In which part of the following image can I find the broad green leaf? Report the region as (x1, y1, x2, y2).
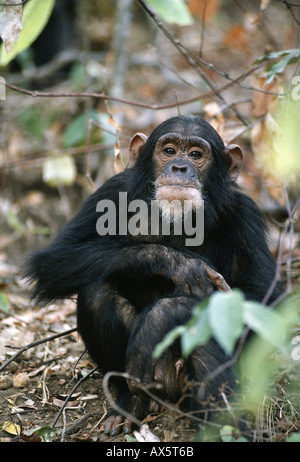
(208, 290, 245, 356)
(145, 0, 193, 25)
(62, 110, 99, 148)
(181, 303, 212, 357)
(43, 155, 77, 187)
(0, 293, 10, 313)
(0, 0, 55, 66)
(243, 302, 287, 349)
(271, 100, 300, 186)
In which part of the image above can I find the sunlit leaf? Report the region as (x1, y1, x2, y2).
(181, 302, 212, 357)
(220, 425, 248, 442)
(243, 301, 286, 349)
(260, 99, 300, 187)
(208, 290, 245, 356)
(0, 0, 55, 66)
(43, 155, 77, 187)
(145, 0, 193, 25)
(2, 421, 21, 436)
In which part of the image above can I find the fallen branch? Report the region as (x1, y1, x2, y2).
(51, 366, 98, 429)
(0, 327, 77, 372)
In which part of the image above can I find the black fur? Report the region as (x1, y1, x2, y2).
(24, 116, 281, 432)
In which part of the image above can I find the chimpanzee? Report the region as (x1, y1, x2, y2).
(25, 115, 281, 435)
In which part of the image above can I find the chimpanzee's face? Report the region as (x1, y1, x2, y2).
(128, 116, 243, 221)
(153, 132, 212, 208)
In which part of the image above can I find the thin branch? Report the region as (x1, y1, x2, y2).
(51, 366, 98, 429)
(277, 0, 300, 6)
(0, 327, 77, 372)
(102, 371, 143, 428)
(3, 62, 275, 111)
(137, 0, 249, 125)
(0, 142, 114, 171)
(137, 0, 284, 100)
(278, 0, 300, 26)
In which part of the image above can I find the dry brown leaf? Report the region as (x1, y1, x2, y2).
(0, 1, 23, 54)
(107, 115, 121, 132)
(114, 141, 125, 174)
(251, 76, 282, 118)
(187, 0, 220, 23)
(223, 24, 248, 52)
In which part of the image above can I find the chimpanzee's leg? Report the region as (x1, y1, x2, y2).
(126, 295, 234, 415)
(77, 280, 140, 434)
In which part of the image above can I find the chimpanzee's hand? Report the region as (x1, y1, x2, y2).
(168, 256, 230, 298)
(171, 257, 213, 297)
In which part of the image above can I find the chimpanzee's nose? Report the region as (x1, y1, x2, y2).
(165, 159, 195, 178)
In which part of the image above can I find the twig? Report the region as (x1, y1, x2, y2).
(137, 0, 284, 105)
(4, 63, 273, 111)
(137, 0, 249, 125)
(0, 143, 114, 171)
(102, 371, 222, 428)
(0, 327, 77, 372)
(63, 412, 92, 436)
(51, 366, 98, 428)
(102, 371, 142, 428)
(279, 0, 300, 26)
(199, 0, 208, 58)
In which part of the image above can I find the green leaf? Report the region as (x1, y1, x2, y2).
(254, 49, 300, 84)
(62, 110, 99, 148)
(287, 433, 300, 443)
(208, 290, 245, 356)
(243, 302, 286, 349)
(28, 425, 56, 442)
(42, 155, 77, 187)
(7, 209, 23, 233)
(153, 325, 185, 359)
(181, 302, 212, 357)
(145, 0, 193, 25)
(0, 0, 55, 66)
(0, 293, 10, 313)
(220, 425, 248, 443)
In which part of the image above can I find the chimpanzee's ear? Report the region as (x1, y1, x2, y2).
(225, 144, 243, 181)
(128, 133, 148, 167)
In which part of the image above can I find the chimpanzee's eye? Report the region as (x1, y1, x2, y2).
(164, 147, 176, 156)
(189, 150, 203, 159)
